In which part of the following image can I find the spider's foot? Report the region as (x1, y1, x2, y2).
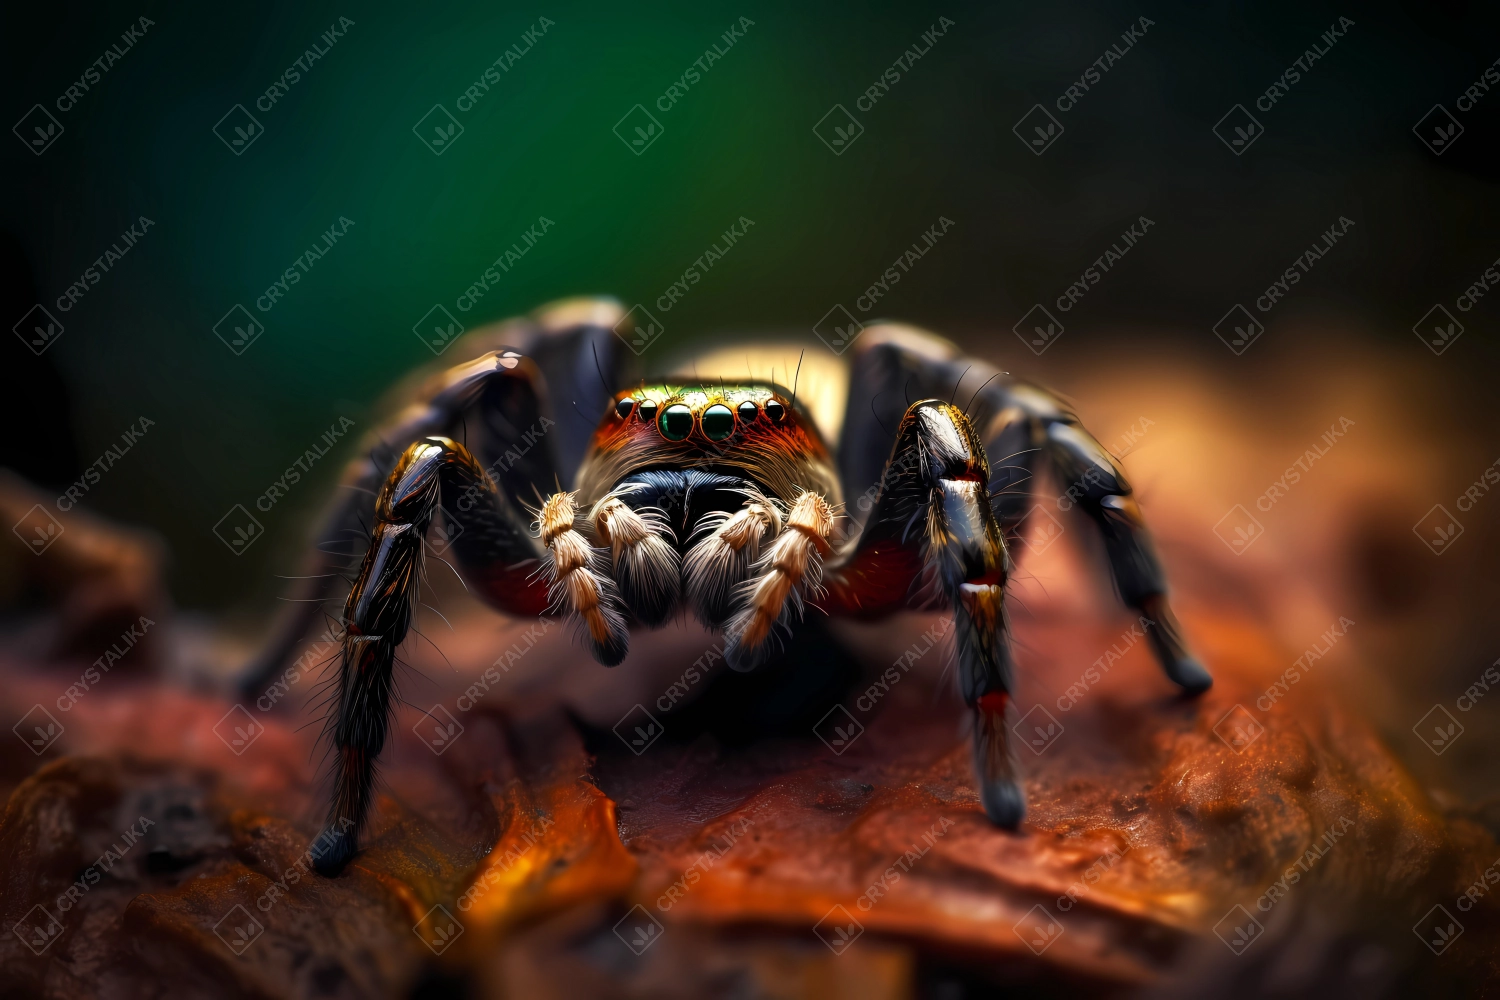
(1165, 656, 1214, 696)
(310, 825, 358, 877)
(980, 776, 1026, 829)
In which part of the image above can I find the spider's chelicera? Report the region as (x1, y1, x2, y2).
(240, 299, 1212, 876)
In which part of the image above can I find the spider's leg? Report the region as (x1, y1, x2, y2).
(590, 488, 681, 627)
(315, 435, 548, 875)
(683, 486, 783, 629)
(825, 399, 1022, 828)
(538, 490, 630, 664)
(722, 490, 836, 672)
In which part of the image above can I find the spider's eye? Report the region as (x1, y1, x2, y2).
(615, 398, 635, 419)
(737, 401, 759, 424)
(702, 404, 734, 441)
(764, 399, 786, 423)
(636, 399, 658, 422)
(659, 404, 694, 441)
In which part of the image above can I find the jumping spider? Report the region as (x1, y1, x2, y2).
(240, 298, 1211, 875)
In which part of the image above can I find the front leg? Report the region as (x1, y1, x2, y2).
(825, 400, 1024, 829)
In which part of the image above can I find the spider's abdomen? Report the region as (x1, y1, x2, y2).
(574, 384, 842, 509)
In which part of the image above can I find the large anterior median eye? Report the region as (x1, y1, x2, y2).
(659, 403, 694, 441)
(701, 404, 734, 440)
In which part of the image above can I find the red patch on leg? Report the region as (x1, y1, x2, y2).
(976, 691, 1008, 716)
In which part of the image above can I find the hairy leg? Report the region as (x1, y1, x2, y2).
(682, 486, 783, 629)
(538, 492, 630, 666)
(722, 491, 835, 672)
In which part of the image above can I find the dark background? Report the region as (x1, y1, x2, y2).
(4, 0, 1498, 611)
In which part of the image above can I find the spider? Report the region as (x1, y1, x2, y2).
(239, 298, 1212, 875)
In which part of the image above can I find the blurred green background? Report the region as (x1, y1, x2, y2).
(4, 0, 1499, 608)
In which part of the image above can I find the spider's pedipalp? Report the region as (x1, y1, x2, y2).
(590, 487, 681, 627)
(682, 487, 783, 629)
(723, 490, 834, 672)
(539, 491, 629, 665)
